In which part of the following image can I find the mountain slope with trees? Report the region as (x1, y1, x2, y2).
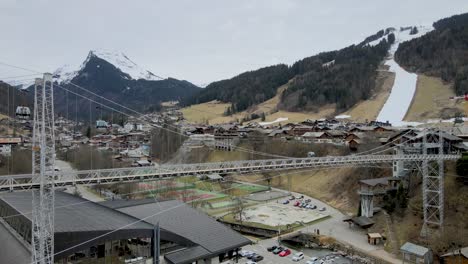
(395, 12, 468, 95)
(186, 31, 394, 114)
(184, 64, 292, 113)
(282, 38, 392, 111)
(51, 52, 201, 120)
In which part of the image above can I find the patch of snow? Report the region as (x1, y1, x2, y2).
(259, 117, 288, 126)
(322, 60, 335, 68)
(335, 114, 351, 119)
(376, 25, 433, 127)
(367, 34, 389, 47)
(91, 49, 161, 81)
(53, 49, 163, 84)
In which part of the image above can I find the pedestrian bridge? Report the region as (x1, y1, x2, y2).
(0, 154, 459, 192)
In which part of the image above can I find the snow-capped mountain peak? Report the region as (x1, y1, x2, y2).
(53, 49, 163, 83)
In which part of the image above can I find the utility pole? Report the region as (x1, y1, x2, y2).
(31, 73, 56, 264)
(153, 223, 160, 264)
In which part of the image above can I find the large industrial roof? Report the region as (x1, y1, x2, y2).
(0, 191, 154, 258)
(0, 191, 153, 233)
(164, 246, 211, 264)
(0, 193, 249, 264)
(104, 199, 251, 264)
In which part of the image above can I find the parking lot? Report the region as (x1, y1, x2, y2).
(238, 239, 352, 264)
(243, 203, 328, 227)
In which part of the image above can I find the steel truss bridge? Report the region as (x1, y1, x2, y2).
(0, 153, 459, 192)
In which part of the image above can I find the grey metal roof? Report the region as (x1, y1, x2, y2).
(414, 131, 462, 142)
(400, 242, 430, 257)
(351, 216, 375, 227)
(0, 191, 154, 259)
(0, 191, 153, 233)
(164, 246, 211, 264)
(359, 177, 399, 187)
(0, 221, 30, 264)
(112, 199, 250, 260)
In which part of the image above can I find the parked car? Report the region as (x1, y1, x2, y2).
(319, 207, 326, 211)
(298, 195, 304, 199)
(273, 247, 284, 254)
(289, 196, 295, 200)
(279, 249, 291, 257)
(252, 255, 264, 262)
(283, 200, 290, 205)
(240, 250, 253, 257)
(247, 253, 257, 259)
(245, 261, 256, 264)
(311, 205, 317, 209)
(305, 199, 311, 203)
(267, 245, 278, 252)
(306, 257, 319, 264)
(293, 201, 301, 207)
(292, 252, 305, 261)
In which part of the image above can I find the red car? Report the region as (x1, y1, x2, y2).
(293, 201, 300, 207)
(279, 249, 291, 257)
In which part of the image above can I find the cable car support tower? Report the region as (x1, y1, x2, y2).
(31, 73, 56, 264)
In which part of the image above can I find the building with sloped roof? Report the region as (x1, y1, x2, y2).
(101, 199, 251, 264)
(0, 192, 250, 264)
(400, 242, 432, 264)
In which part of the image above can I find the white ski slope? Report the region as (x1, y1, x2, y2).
(376, 26, 432, 126)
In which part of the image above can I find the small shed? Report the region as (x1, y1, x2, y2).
(400, 242, 432, 264)
(367, 233, 383, 245)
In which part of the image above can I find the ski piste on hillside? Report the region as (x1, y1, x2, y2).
(376, 25, 433, 126)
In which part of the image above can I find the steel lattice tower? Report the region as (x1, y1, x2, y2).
(422, 130, 444, 232)
(31, 73, 56, 264)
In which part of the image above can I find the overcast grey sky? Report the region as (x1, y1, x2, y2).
(0, 0, 467, 85)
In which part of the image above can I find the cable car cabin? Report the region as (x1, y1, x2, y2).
(96, 120, 109, 131)
(15, 106, 31, 120)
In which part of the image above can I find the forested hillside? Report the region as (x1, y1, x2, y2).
(0, 81, 31, 117)
(282, 38, 392, 111)
(184, 64, 292, 112)
(186, 31, 393, 114)
(395, 12, 468, 95)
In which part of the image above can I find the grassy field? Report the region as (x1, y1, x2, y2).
(404, 75, 463, 121)
(180, 100, 231, 124)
